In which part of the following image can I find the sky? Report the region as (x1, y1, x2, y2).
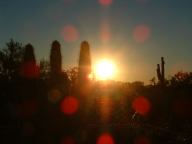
(0, 0, 192, 83)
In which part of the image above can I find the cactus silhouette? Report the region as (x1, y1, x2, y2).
(23, 44, 36, 62)
(21, 43, 39, 78)
(50, 40, 62, 76)
(78, 41, 92, 83)
(78, 41, 93, 119)
(156, 57, 165, 86)
(49, 41, 70, 98)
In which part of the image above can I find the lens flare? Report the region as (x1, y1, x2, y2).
(61, 137, 75, 144)
(100, 22, 111, 42)
(134, 136, 151, 144)
(97, 133, 115, 144)
(133, 25, 150, 43)
(48, 88, 62, 103)
(60, 96, 79, 115)
(62, 25, 79, 42)
(98, 0, 113, 6)
(20, 61, 40, 79)
(132, 96, 151, 115)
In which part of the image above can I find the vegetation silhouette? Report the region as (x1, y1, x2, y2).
(0, 39, 192, 144)
(156, 57, 165, 86)
(0, 39, 24, 80)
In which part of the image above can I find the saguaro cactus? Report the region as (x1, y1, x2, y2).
(49, 40, 70, 96)
(23, 44, 35, 62)
(50, 40, 62, 76)
(156, 57, 165, 86)
(21, 43, 39, 78)
(78, 41, 92, 83)
(78, 41, 92, 119)
(161, 57, 165, 81)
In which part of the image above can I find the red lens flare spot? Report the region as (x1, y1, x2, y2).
(61, 137, 76, 144)
(97, 133, 115, 144)
(98, 0, 113, 6)
(133, 25, 150, 43)
(48, 89, 62, 103)
(60, 96, 79, 115)
(132, 96, 151, 115)
(62, 25, 79, 42)
(20, 61, 40, 79)
(134, 136, 151, 144)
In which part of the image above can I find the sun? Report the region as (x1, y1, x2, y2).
(94, 59, 115, 80)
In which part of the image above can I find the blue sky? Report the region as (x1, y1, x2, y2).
(0, 0, 192, 83)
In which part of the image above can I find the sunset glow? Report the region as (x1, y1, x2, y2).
(0, 0, 192, 143)
(94, 59, 115, 80)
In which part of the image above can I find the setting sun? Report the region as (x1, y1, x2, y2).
(94, 59, 115, 80)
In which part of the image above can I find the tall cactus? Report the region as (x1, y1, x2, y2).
(21, 43, 39, 78)
(49, 41, 70, 97)
(78, 41, 92, 118)
(161, 57, 165, 82)
(23, 44, 36, 62)
(156, 57, 165, 86)
(50, 40, 62, 76)
(78, 41, 92, 83)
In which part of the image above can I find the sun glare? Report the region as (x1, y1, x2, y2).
(95, 59, 115, 80)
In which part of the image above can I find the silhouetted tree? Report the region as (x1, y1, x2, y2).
(66, 67, 78, 93)
(130, 81, 144, 90)
(39, 59, 50, 80)
(0, 39, 24, 80)
(170, 71, 192, 86)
